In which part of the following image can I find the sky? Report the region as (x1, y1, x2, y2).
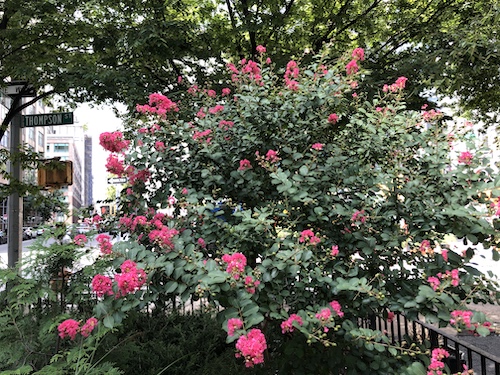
(74, 103, 125, 202)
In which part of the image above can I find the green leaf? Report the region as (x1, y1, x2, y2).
(103, 315, 115, 329)
(165, 281, 178, 294)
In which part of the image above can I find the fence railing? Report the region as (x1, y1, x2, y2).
(359, 314, 500, 375)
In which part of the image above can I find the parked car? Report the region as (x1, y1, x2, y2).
(22, 227, 35, 239)
(0, 230, 7, 244)
(35, 227, 45, 236)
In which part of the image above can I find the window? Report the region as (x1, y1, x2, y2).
(54, 143, 69, 153)
(28, 127, 35, 140)
(0, 130, 9, 147)
(38, 131, 43, 147)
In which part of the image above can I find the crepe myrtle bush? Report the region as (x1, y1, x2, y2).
(94, 46, 500, 374)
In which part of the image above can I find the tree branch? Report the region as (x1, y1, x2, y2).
(0, 89, 56, 141)
(225, 0, 244, 60)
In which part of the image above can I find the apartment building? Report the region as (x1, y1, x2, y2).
(0, 93, 48, 232)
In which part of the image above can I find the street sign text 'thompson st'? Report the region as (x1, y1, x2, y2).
(22, 112, 74, 127)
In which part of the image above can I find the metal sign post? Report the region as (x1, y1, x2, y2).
(5, 81, 36, 269)
(7, 102, 23, 268)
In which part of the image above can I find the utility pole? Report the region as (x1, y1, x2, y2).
(7, 97, 23, 268)
(3, 82, 36, 268)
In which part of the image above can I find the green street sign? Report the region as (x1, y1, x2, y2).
(22, 112, 74, 127)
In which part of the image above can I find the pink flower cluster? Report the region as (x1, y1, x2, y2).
(421, 105, 443, 122)
(382, 76, 408, 93)
(208, 104, 224, 115)
(58, 317, 98, 340)
(222, 252, 247, 279)
(284, 60, 299, 90)
(235, 328, 267, 367)
(91, 274, 113, 297)
(99, 131, 130, 153)
(73, 234, 88, 247)
(227, 318, 243, 336)
(328, 113, 339, 124)
(311, 143, 324, 151)
(148, 226, 179, 250)
(427, 347, 450, 375)
(91, 261, 147, 298)
(105, 154, 125, 176)
(299, 229, 321, 245)
(351, 210, 367, 224)
(458, 151, 473, 165)
(315, 300, 344, 332)
(219, 120, 234, 130)
(192, 128, 212, 142)
(427, 269, 460, 291)
(238, 159, 252, 171)
(115, 260, 147, 296)
(450, 310, 474, 330)
(281, 313, 303, 334)
(136, 93, 179, 118)
(265, 149, 280, 163)
(331, 245, 339, 257)
(244, 275, 261, 294)
(96, 233, 113, 255)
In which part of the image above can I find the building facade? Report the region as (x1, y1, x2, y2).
(0, 93, 47, 232)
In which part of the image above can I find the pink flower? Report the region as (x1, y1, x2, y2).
(265, 150, 280, 163)
(91, 274, 114, 297)
(80, 317, 98, 337)
(265, 57, 272, 64)
(329, 300, 344, 318)
(238, 159, 252, 171)
(208, 104, 224, 114)
(450, 310, 474, 330)
(351, 210, 366, 224)
(96, 233, 110, 243)
(281, 314, 303, 334)
(227, 318, 243, 336)
(105, 154, 125, 176)
(222, 252, 247, 279)
(441, 248, 448, 262)
(154, 141, 166, 151)
(315, 308, 331, 323)
(181, 187, 188, 195)
(331, 245, 339, 257)
(58, 319, 80, 340)
(311, 143, 324, 151)
(207, 89, 216, 98)
(256, 45, 266, 54)
(99, 131, 130, 153)
(299, 229, 321, 245)
(235, 329, 267, 367)
(244, 275, 261, 294)
(74, 234, 88, 246)
(327, 113, 339, 124)
(458, 151, 473, 165)
(427, 348, 450, 374)
(197, 238, 206, 248)
(345, 59, 359, 75)
(427, 276, 440, 291)
(222, 87, 231, 96)
(387, 311, 395, 323)
(148, 227, 179, 249)
(115, 263, 147, 297)
(351, 47, 365, 61)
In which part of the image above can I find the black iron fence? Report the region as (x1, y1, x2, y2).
(359, 314, 500, 375)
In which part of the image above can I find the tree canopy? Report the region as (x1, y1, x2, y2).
(1, 0, 499, 141)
